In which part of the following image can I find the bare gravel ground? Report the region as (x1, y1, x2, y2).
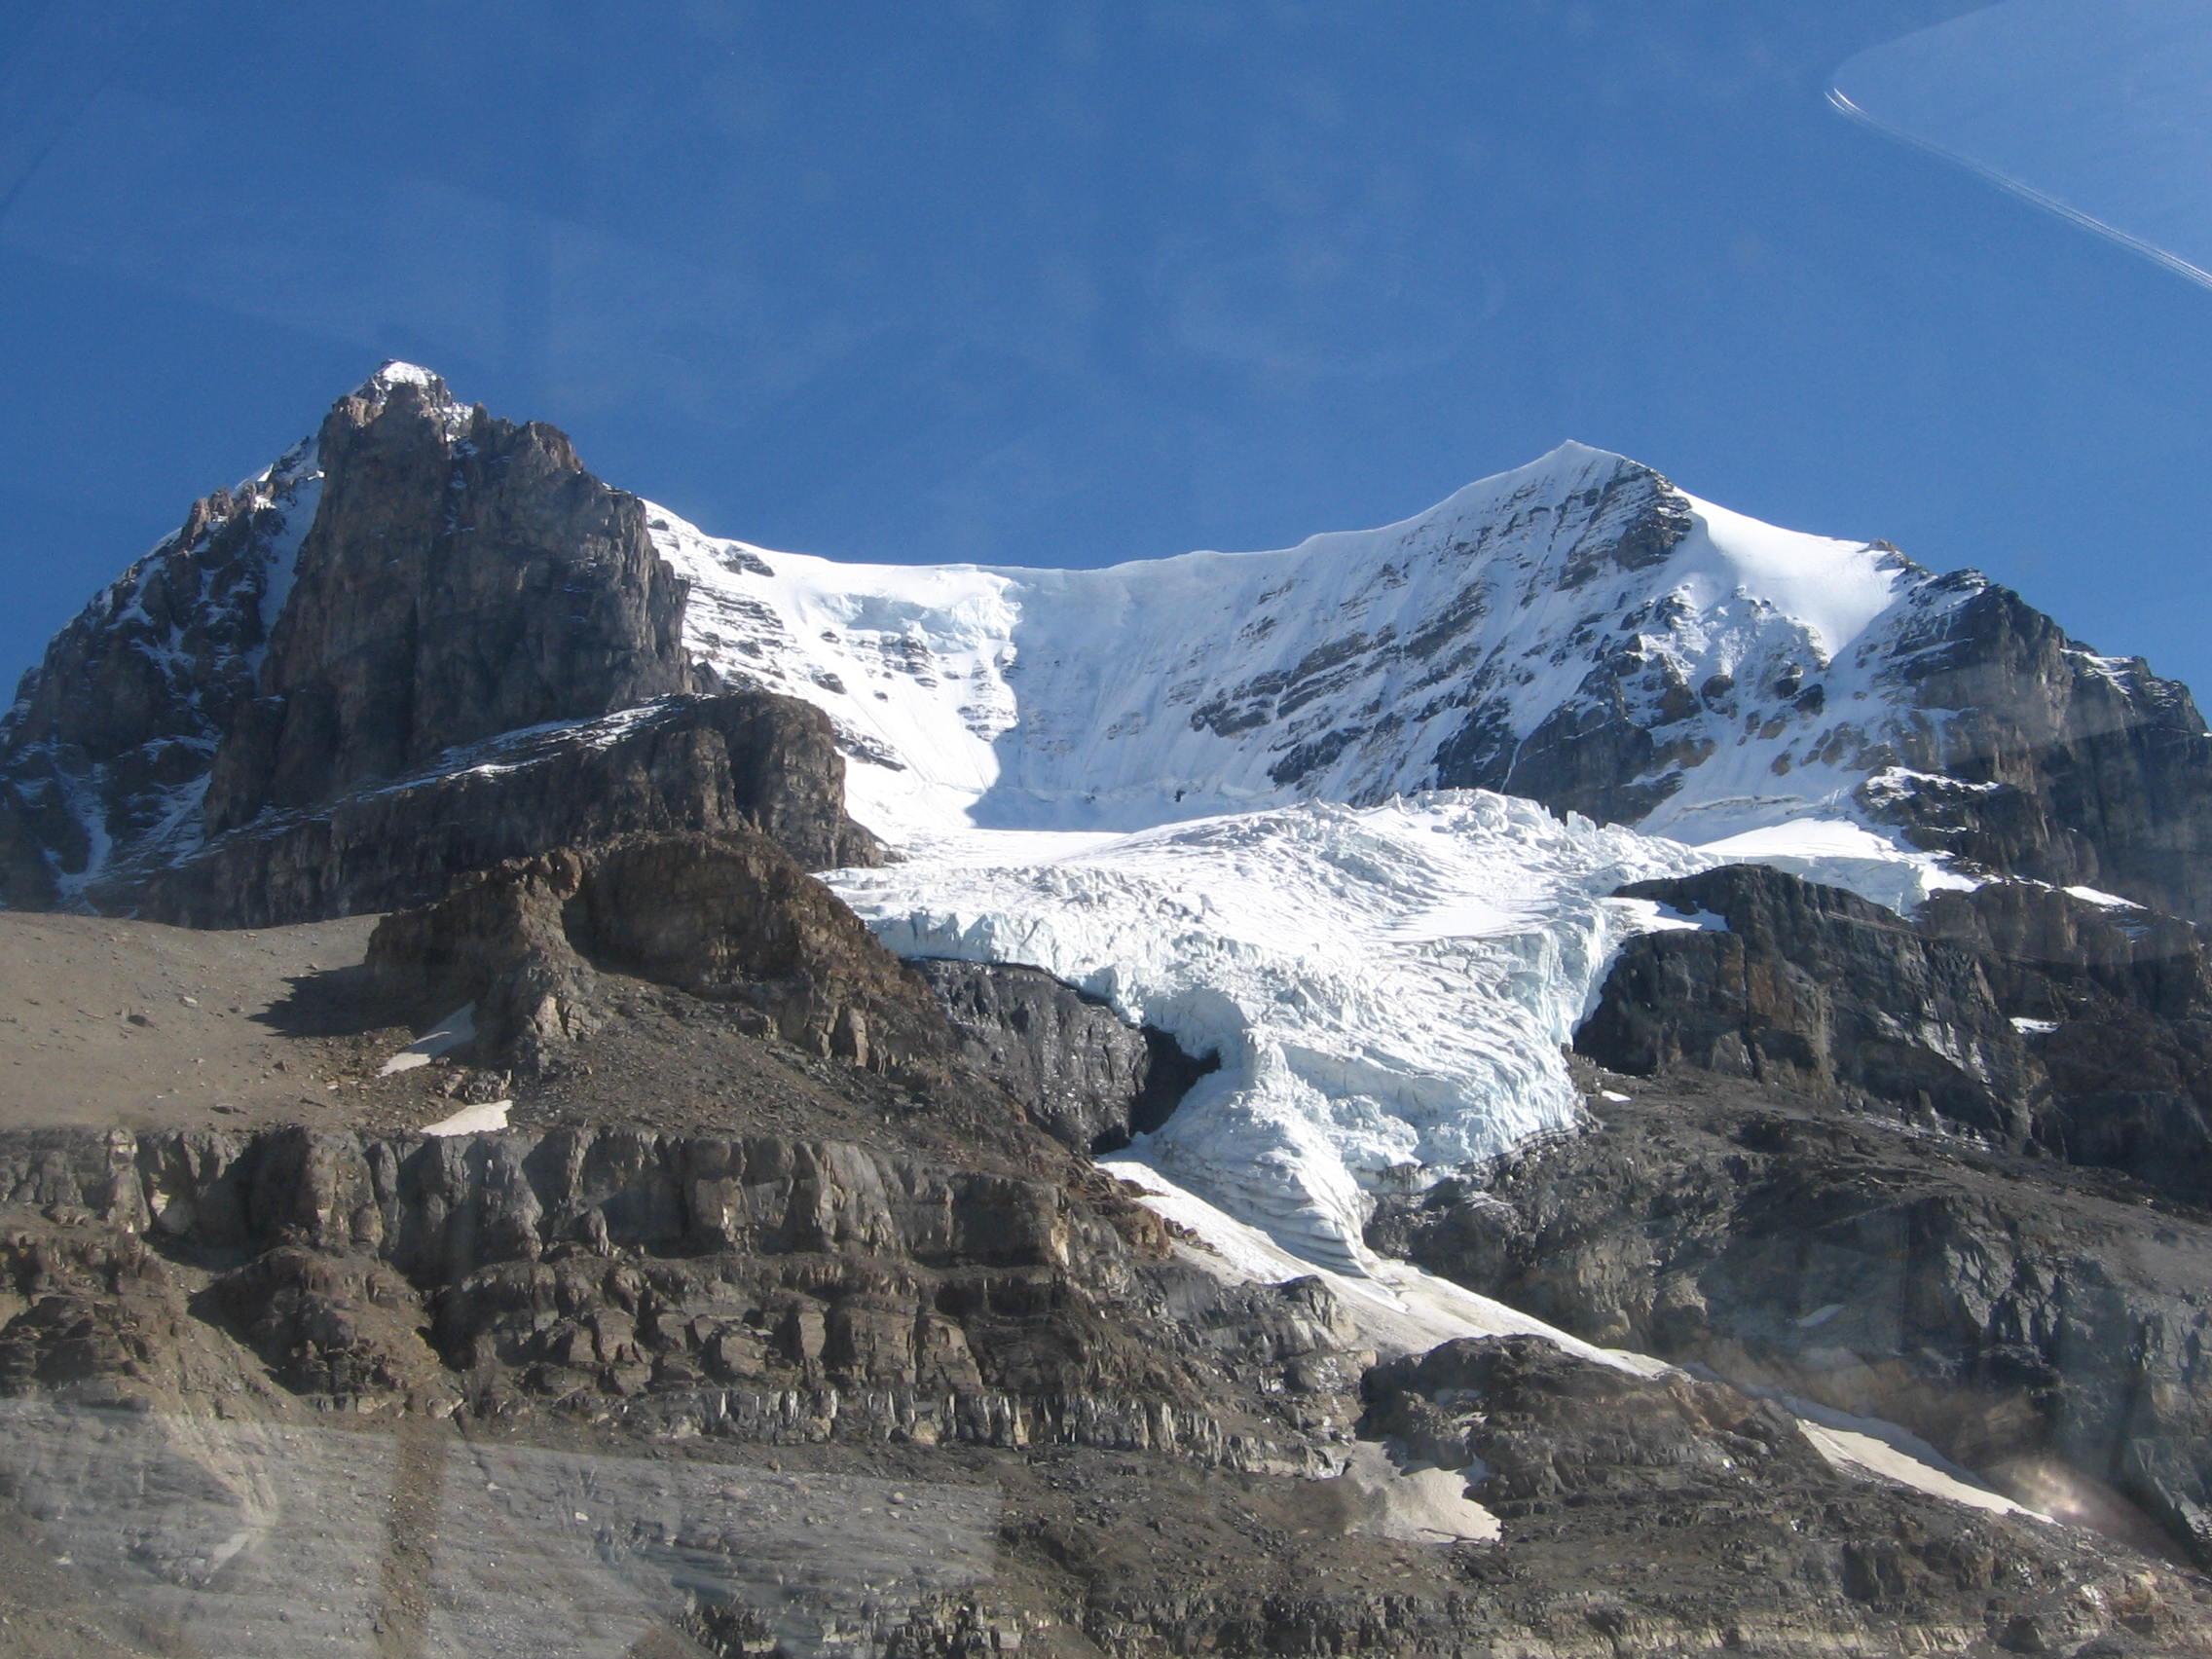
(0, 910, 404, 1133)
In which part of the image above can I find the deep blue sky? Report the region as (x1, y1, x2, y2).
(5, 1, 2211, 702)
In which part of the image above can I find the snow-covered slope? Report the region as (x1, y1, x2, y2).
(0, 439, 322, 905)
(648, 440, 1985, 906)
(830, 793, 1714, 1269)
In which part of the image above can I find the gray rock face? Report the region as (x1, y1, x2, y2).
(1579, 863, 2212, 1202)
(1372, 860, 2212, 1566)
(1862, 581, 2212, 923)
(1382, 860, 2212, 1567)
(913, 960, 1218, 1154)
(0, 1122, 1262, 1459)
(1577, 863, 2038, 1146)
(1373, 1082, 2212, 1573)
(0, 369, 878, 922)
(203, 369, 698, 834)
(137, 690, 879, 927)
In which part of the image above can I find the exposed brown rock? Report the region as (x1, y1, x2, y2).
(366, 828, 941, 1076)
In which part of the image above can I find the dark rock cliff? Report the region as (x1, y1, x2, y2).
(1577, 864, 2038, 1147)
(0, 368, 879, 922)
(1579, 863, 2212, 1200)
(1373, 1078, 2212, 1574)
(1378, 860, 2212, 1568)
(913, 959, 1218, 1154)
(1863, 582, 2212, 924)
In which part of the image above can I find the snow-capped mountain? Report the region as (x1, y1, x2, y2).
(17, 366, 2212, 1605)
(13, 362, 2210, 923)
(7, 362, 2212, 1265)
(649, 431, 2209, 919)
(653, 444, 1933, 844)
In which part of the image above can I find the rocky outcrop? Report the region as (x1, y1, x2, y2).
(367, 829, 934, 1076)
(9, 1122, 2207, 1655)
(1862, 581, 2212, 923)
(135, 690, 880, 927)
(914, 960, 1218, 1153)
(1352, 1334, 2194, 1656)
(1374, 1066, 2212, 1570)
(0, 1122, 1320, 1470)
(203, 368, 698, 834)
(1578, 863, 2038, 1146)
(1579, 863, 2212, 1201)
(1372, 862, 2212, 1567)
(1918, 880, 2212, 1196)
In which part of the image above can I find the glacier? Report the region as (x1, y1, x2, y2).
(830, 793, 1714, 1269)
(12, 371, 1996, 1276)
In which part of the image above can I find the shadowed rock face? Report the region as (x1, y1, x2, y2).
(1375, 860, 2212, 1569)
(1577, 864, 2038, 1146)
(914, 960, 1219, 1154)
(1863, 583, 2212, 925)
(1363, 1334, 1825, 1504)
(1373, 1080, 2212, 1575)
(1579, 862, 2212, 1201)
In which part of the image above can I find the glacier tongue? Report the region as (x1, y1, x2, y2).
(828, 791, 1713, 1272)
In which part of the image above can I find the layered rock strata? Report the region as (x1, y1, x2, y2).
(1377, 862, 2212, 1568)
(2, 1122, 2202, 1655)
(140, 691, 879, 927)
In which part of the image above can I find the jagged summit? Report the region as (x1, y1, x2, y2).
(364, 357, 446, 391)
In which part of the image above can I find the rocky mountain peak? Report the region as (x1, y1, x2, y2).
(199, 369, 696, 835)
(0, 368, 881, 918)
